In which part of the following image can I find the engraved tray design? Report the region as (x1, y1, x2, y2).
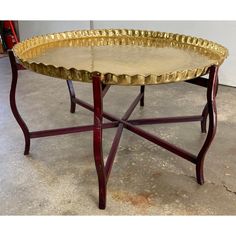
(13, 29, 228, 85)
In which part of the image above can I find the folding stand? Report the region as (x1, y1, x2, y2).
(8, 50, 218, 209)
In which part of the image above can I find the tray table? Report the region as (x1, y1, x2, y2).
(9, 29, 228, 209)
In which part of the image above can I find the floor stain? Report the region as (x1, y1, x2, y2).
(112, 191, 153, 208)
(152, 172, 162, 178)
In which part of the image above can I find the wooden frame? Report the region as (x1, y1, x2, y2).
(8, 50, 218, 209)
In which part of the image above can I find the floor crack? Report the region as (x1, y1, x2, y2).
(159, 170, 236, 196)
(223, 184, 236, 195)
(205, 180, 236, 196)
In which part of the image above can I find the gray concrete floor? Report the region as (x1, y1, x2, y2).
(0, 56, 236, 215)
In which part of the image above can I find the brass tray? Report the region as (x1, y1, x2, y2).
(13, 29, 228, 85)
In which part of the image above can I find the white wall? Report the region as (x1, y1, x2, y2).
(18, 21, 235, 87)
(93, 21, 235, 87)
(18, 21, 90, 40)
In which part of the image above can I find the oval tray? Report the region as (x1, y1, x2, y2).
(13, 29, 228, 85)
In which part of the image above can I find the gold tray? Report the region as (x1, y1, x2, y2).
(13, 29, 228, 85)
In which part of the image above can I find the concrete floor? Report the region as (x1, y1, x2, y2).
(0, 56, 236, 215)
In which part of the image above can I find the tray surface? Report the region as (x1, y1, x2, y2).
(13, 29, 228, 85)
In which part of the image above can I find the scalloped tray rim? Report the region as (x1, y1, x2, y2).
(13, 29, 228, 85)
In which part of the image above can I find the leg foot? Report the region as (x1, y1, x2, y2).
(24, 139, 30, 155)
(98, 181, 106, 209)
(196, 162, 204, 185)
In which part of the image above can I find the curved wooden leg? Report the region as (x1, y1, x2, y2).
(92, 74, 107, 209)
(201, 104, 208, 133)
(66, 80, 76, 113)
(201, 74, 218, 133)
(8, 50, 30, 155)
(140, 85, 145, 107)
(196, 66, 218, 184)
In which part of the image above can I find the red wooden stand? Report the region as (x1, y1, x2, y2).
(8, 50, 218, 209)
